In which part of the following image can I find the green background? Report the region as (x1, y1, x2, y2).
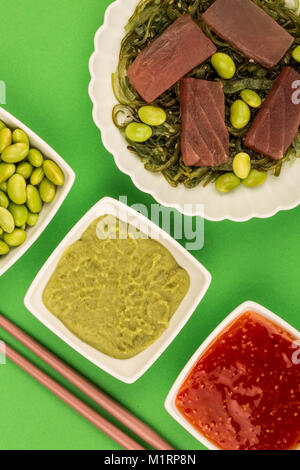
(0, 0, 299, 451)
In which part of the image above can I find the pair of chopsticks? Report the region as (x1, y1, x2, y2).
(0, 314, 174, 451)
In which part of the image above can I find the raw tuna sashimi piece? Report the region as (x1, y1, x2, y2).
(245, 67, 300, 160)
(127, 15, 216, 103)
(180, 78, 229, 167)
(202, 0, 294, 69)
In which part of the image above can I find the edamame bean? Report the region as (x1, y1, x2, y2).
(242, 169, 267, 187)
(230, 100, 251, 129)
(240, 89, 262, 108)
(138, 106, 166, 126)
(0, 190, 9, 209)
(16, 161, 33, 179)
(0, 182, 7, 192)
(9, 203, 28, 227)
(292, 45, 300, 63)
(39, 178, 56, 203)
(232, 152, 251, 179)
(215, 173, 240, 193)
(0, 207, 15, 233)
(0, 128, 12, 153)
(1, 143, 29, 163)
(26, 185, 42, 213)
(0, 240, 9, 255)
(4, 228, 26, 247)
(211, 52, 236, 79)
(30, 167, 44, 186)
(26, 212, 38, 227)
(7, 174, 27, 204)
(28, 148, 44, 167)
(0, 163, 16, 183)
(0, 121, 6, 132)
(125, 122, 152, 143)
(43, 160, 64, 186)
(12, 129, 29, 145)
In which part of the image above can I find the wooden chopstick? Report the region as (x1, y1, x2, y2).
(4, 342, 144, 450)
(0, 314, 174, 450)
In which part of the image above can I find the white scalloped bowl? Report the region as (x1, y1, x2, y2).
(89, 0, 300, 221)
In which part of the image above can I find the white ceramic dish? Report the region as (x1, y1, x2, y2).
(24, 197, 211, 383)
(88, 0, 300, 221)
(165, 300, 300, 450)
(0, 107, 75, 277)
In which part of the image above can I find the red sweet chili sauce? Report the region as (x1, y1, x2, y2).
(176, 311, 300, 450)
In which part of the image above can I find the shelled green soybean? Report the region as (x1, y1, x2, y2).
(0, 121, 64, 256)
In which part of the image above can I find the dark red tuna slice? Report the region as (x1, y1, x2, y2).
(245, 67, 300, 160)
(127, 15, 216, 103)
(180, 78, 229, 167)
(202, 0, 294, 69)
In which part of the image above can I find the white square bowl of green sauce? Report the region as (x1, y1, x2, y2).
(25, 197, 211, 383)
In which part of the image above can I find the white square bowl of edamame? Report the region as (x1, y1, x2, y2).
(89, 0, 300, 222)
(165, 301, 300, 450)
(0, 106, 75, 277)
(24, 197, 212, 383)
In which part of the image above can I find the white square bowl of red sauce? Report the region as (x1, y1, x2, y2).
(165, 301, 300, 450)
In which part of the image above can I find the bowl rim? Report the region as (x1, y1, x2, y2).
(24, 196, 212, 383)
(0, 106, 75, 277)
(88, 0, 300, 222)
(164, 300, 300, 450)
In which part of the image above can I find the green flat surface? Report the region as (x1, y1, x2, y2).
(0, 0, 299, 451)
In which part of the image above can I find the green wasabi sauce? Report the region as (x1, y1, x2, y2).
(43, 216, 190, 359)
